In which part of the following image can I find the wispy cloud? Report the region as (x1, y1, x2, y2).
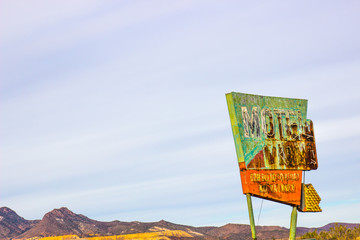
(316, 116, 360, 142)
(1, 0, 359, 228)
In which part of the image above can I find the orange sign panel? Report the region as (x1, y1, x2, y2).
(240, 169, 302, 206)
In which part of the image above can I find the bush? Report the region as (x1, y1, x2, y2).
(301, 223, 360, 240)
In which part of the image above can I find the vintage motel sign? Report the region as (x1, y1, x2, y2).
(226, 92, 321, 210)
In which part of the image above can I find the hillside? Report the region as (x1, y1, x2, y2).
(0, 207, 39, 239)
(0, 207, 358, 240)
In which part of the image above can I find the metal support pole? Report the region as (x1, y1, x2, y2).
(246, 194, 257, 240)
(289, 206, 298, 240)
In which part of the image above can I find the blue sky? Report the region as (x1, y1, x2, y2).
(1, 0, 360, 228)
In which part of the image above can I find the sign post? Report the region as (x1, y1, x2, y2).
(246, 193, 257, 239)
(226, 92, 321, 240)
(290, 206, 298, 240)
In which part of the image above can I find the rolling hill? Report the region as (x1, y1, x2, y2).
(0, 207, 358, 240)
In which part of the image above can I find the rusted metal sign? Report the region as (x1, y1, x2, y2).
(226, 92, 317, 171)
(240, 170, 302, 206)
(226, 92, 321, 209)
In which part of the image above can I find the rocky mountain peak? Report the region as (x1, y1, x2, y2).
(0, 207, 24, 221)
(43, 207, 76, 220)
(0, 207, 14, 214)
(0, 207, 38, 239)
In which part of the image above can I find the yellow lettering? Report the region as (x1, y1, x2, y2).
(279, 184, 296, 193)
(259, 185, 267, 193)
(279, 173, 284, 182)
(273, 184, 278, 192)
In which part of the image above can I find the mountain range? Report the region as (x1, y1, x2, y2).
(0, 207, 358, 240)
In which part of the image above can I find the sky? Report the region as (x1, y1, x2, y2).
(1, 0, 360, 229)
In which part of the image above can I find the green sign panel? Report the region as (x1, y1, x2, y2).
(226, 92, 318, 171)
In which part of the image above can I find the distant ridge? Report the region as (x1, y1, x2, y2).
(0, 207, 39, 238)
(0, 207, 358, 240)
(17, 207, 107, 238)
